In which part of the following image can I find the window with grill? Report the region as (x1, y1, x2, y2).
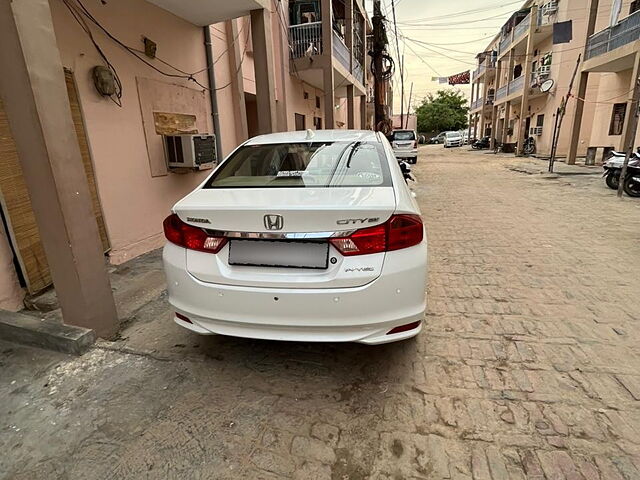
(536, 114, 545, 127)
(313, 116, 322, 129)
(631, 0, 640, 14)
(609, 103, 627, 136)
(315, 96, 321, 108)
(295, 113, 306, 131)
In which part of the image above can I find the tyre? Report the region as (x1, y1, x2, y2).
(412, 157, 418, 164)
(623, 175, 640, 197)
(605, 171, 619, 190)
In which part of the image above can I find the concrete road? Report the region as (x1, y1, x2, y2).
(3, 145, 640, 479)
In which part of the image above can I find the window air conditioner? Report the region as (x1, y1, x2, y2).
(538, 65, 551, 76)
(542, 1, 559, 15)
(163, 134, 217, 170)
(530, 126, 543, 136)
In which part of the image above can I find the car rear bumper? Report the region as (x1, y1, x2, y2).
(393, 149, 418, 159)
(163, 242, 427, 345)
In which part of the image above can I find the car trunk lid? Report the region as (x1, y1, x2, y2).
(176, 186, 396, 288)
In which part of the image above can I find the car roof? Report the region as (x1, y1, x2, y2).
(245, 129, 380, 145)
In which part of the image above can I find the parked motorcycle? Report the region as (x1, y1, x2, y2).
(472, 136, 490, 150)
(603, 151, 640, 190)
(398, 161, 415, 183)
(622, 164, 640, 198)
(523, 136, 536, 155)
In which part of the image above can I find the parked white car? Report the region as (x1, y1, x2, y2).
(163, 130, 428, 345)
(444, 131, 463, 148)
(390, 129, 418, 164)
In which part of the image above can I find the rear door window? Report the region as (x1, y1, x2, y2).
(204, 142, 392, 188)
(392, 131, 416, 141)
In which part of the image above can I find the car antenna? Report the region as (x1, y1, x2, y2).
(305, 129, 315, 141)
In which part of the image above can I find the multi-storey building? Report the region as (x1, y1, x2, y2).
(567, 0, 640, 164)
(469, 0, 599, 157)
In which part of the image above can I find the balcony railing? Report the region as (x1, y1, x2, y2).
(498, 12, 534, 55)
(495, 75, 525, 102)
(333, 30, 351, 71)
(471, 97, 484, 110)
(496, 84, 508, 100)
(353, 58, 364, 85)
(290, 21, 322, 58)
(513, 13, 531, 41)
(498, 35, 512, 56)
(509, 75, 525, 94)
(586, 10, 640, 60)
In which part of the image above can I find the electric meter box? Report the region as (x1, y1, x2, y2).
(163, 134, 217, 170)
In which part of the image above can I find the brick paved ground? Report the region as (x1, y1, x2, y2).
(2, 145, 640, 479)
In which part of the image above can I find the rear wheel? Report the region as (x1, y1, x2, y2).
(623, 175, 640, 197)
(605, 171, 619, 190)
(411, 157, 418, 164)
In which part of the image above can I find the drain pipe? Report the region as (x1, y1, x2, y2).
(204, 26, 223, 159)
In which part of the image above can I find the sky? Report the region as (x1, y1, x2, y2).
(368, 0, 526, 115)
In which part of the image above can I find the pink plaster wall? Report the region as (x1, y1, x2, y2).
(49, 0, 214, 264)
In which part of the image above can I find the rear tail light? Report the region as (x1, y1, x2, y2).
(163, 214, 226, 253)
(330, 214, 423, 256)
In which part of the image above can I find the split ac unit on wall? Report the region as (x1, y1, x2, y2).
(163, 134, 217, 170)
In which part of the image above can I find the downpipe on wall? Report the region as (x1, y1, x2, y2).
(204, 26, 223, 159)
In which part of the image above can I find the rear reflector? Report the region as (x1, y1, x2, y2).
(330, 214, 423, 256)
(387, 320, 421, 335)
(175, 312, 192, 324)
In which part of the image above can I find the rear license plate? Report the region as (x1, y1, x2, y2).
(228, 240, 329, 269)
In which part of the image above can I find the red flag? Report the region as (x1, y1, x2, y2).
(448, 70, 470, 85)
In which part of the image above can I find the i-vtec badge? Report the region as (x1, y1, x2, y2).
(345, 267, 375, 272)
(337, 217, 380, 225)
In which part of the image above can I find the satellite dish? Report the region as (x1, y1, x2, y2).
(540, 79, 555, 93)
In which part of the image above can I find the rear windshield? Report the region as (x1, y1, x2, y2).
(204, 142, 391, 188)
(392, 131, 415, 141)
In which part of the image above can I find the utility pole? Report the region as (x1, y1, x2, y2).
(617, 74, 640, 198)
(406, 81, 413, 129)
(372, 0, 389, 132)
(549, 54, 581, 173)
(391, 0, 403, 130)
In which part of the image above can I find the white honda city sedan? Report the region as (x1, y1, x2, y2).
(162, 130, 428, 344)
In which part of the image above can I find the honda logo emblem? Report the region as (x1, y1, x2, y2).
(263, 214, 284, 230)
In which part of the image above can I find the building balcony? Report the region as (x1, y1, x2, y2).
(495, 75, 524, 103)
(498, 12, 531, 56)
(584, 10, 640, 72)
(147, 0, 268, 25)
(289, 21, 365, 93)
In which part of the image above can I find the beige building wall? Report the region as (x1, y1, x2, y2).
(580, 0, 640, 152)
(49, 0, 213, 266)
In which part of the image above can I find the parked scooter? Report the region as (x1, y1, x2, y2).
(398, 161, 415, 183)
(603, 149, 640, 190)
(622, 164, 640, 197)
(472, 136, 490, 150)
(523, 136, 536, 155)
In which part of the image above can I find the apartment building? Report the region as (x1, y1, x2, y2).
(469, 0, 599, 157)
(0, 0, 372, 332)
(568, 0, 640, 164)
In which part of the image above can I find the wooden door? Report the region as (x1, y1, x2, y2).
(0, 69, 109, 293)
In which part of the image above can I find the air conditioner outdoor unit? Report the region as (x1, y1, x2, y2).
(538, 65, 551, 76)
(530, 126, 543, 136)
(163, 134, 217, 170)
(542, 1, 559, 15)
